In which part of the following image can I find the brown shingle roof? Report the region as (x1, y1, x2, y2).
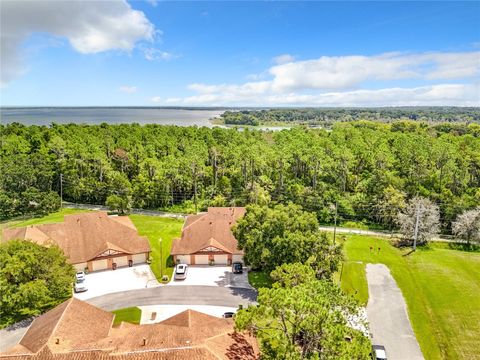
(1, 303, 259, 360)
(13, 298, 114, 355)
(171, 207, 246, 255)
(2, 212, 150, 264)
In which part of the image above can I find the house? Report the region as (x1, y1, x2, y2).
(2, 212, 150, 272)
(1, 298, 259, 360)
(171, 207, 246, 265)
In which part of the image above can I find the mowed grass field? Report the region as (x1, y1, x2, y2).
(1, 209, 185, 282)
(129, 214, 184, 281)
(340, 235, 480, 360)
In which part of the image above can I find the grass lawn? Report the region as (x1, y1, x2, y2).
(129, 215, 184, 282)
(112, 307, 141, 326)
(0, 208, 90, 240)
(248, 270, 273, 289)
(340, 235, 480, 360)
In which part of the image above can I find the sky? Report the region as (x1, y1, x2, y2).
(1, 0, 479, 107)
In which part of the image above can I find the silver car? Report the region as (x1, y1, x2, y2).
(174, 264, 188, 280)
(74, 278, 88, 293)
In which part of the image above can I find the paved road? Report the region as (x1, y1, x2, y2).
(0, 286, 257, 353)
(366, 264, 424, 360)
(319, 226, 460, 243)
(86, 285, 257, 311)
(63, 202, 186, 219)
(0, 318, 34, 353)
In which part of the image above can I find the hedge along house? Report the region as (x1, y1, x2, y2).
(2, 212, 150, 272)
(171, 207, 246, 265)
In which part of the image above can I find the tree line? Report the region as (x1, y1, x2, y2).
(1, 120, 479, 233)
(219, 107, 480, 127)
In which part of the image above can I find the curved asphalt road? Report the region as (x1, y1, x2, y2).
(86, 285, 257, 311)
(0, 285, 257, 353)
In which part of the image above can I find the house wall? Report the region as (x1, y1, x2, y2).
(74, 262, 88, 272)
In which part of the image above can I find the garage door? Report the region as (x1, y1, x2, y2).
(233, 255, 244, 263)
(132, 253, 147, 264)
(214, 254, 228, 264)
(114, 256, 128, 267)
(92, 259, 108, 271)
(176, 255, 190, 264)
(74, 263, 87, 272)
(194, 255, 209, 265)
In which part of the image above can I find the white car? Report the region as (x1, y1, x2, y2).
(76, 271, 85, 281)
(74, 278, 88, 293)
(174, 264, 188, 280)
(372, 345, 387, 360)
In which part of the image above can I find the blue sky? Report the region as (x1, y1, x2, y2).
(1, 1, 479, 106)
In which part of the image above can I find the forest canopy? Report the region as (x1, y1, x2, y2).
(1, 120, 479, 233)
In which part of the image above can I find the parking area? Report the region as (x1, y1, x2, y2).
(168, 265, 252, 289)
(139, 305, 239, 325)
(74, 264, 159, 300)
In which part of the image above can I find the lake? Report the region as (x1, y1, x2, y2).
(0, 107, 225, 127)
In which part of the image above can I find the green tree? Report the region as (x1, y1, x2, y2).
(233, 203, 342, 278)
(0, 240, 75, 327)
(106, 194, 132, 215)
(235, 269, 371, 359)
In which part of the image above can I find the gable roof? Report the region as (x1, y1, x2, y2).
(18, 298, 114, 354)
(2, 212, 150, 264)
(1, 302, 259, 360)
(171, 207, 246, 255)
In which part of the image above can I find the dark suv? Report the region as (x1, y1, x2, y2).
(232, 262, 243, 274)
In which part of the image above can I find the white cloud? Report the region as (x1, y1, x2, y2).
(273, 54, 295, 65)
(268, 52, 480, 92)
(146, 0, 159, 7)
(151, 96, 162, 103)
(143, 47, 176, 61)
(119, 85, 138, 93)
(167, 83, 479, 107)
(0, 0, 155, 86)
(169, 51, 480, 106)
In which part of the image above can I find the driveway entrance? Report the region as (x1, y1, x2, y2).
(168, 265, 252, 289)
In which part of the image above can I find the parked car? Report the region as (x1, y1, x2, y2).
(74, 278, 88, 293)
(232, 262, 243, 274)
(223, 312, 235, 318)
(76, 271, 85, 281)
(174, 264, 188, 280)
(372, 345, 387, 360)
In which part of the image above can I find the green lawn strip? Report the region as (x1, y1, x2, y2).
(112, 307, 141, 326)
(129, 215, 183, 282)
(338, 261, 368, 305)
(5, 208, 90, 228)
(341, 235, 480, 360)
(248, 270, 273, 289)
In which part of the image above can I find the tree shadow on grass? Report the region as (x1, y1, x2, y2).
(447, 242, 480, 253)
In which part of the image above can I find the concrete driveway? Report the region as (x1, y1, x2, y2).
(168, 265, 252, 289)
(366, 264, 424, 360)
(139, 305, 238, 324)
(74, 264, 159, 300)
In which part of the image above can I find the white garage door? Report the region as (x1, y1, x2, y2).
(132, 253, 147, 264)
(114, 256, 128, 267)
(92, 259, 108, 271)
(214, 254, 228, 264)
(74, 263, 87, 272)
(176, 255, 190, 264)
(194, 255, 209, 265)
(233, 255, 244, 263)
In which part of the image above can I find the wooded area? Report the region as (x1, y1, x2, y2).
(219, 107, 480, 127)
(1, 120, 479, 233)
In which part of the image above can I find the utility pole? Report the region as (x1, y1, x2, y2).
(413, 203, 420, 251)
(60, 173, 63, 208)
(333, 201, 338, 244)
(159, 238, 163, 279)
